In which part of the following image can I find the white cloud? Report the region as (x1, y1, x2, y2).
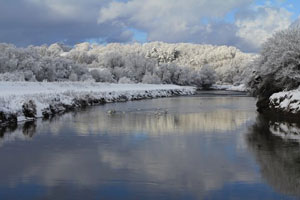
(98, 0, 253, 45)
(235, 6, 292, 50)
(99, 0, 253, 23)
(98, 0, 294, 52)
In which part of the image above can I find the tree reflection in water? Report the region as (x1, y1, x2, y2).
(247, 114, 300, 197)
(0, 121, 36, 147)
(22, 121, 36, 138)
(0, 124, 17, 138)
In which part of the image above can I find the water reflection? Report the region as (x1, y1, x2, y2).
(30, 97, 255, 137)
(0, 124, 17, 138)
(73, 109, 253, 135)
(1, 95, 295, 199)
(22, 121, 36, 138)
(0, 97, 256, 146)
(247, 114, 300, 197)
(0, 122, 35, 148)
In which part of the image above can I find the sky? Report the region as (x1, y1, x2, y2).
(0, 0, 299, 52)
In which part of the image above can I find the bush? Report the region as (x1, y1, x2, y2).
(142, 73, 162, 84)
(193, 65, 217, 88)
(0, 72, 25, 82)
(118, 77, 134, 84)
(69, 73, 78, 82)
(90, 69, 115, 82)
(79, 74, 95, 82)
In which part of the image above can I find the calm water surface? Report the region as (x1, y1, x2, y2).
(1, 91, 300, 200)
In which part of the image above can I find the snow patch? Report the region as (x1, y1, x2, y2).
(269, 88, 300, 114)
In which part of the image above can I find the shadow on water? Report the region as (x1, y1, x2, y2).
(0, 121, 36, 139)
(247, 113, 300, 197)
(22, 121, 37, 138)
(0, 124, 17, 138)
(195, 90, 248, 97)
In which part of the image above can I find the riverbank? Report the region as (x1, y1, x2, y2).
(211, 84, 246, 92)
(269, 88, 300, 115)
(0, 82, 196, 126)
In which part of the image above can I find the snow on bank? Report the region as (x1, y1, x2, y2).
(211, 84, 246, 92)
(0, 82, 195, 125)
(269, 88, 300, 114)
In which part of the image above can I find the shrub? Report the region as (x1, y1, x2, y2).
(118, 77, 134, 84)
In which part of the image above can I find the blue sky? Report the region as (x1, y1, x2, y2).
(224, 0, 300, 22)
(257, 0, 300, 19)
(0, 0, 299, 52)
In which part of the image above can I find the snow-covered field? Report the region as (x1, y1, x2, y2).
(0, 82, 195, 125)
(269, 88, 300, 114)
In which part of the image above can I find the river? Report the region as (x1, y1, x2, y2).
(0, 91, 299, 200)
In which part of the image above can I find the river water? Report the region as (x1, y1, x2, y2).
(0, 91, 299, 200)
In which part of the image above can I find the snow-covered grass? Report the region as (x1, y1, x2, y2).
(0, 82, 195, 124)
(269, 87, 300, 114)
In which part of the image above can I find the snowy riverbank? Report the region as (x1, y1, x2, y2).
(211, 84, 247, 92)
(269, 88, 300, 114)
(0, 82, 196, 125)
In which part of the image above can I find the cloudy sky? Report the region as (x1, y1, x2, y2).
(0, 0, 299, 52)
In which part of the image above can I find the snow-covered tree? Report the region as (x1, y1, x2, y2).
(90, 69, 115, 83)
(0, 41, 254, 88)
(247, 27, 300, 111)
(197, 65, 217, 88)
(62, 41, 254, 85)
(0, 43, 91, 82)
